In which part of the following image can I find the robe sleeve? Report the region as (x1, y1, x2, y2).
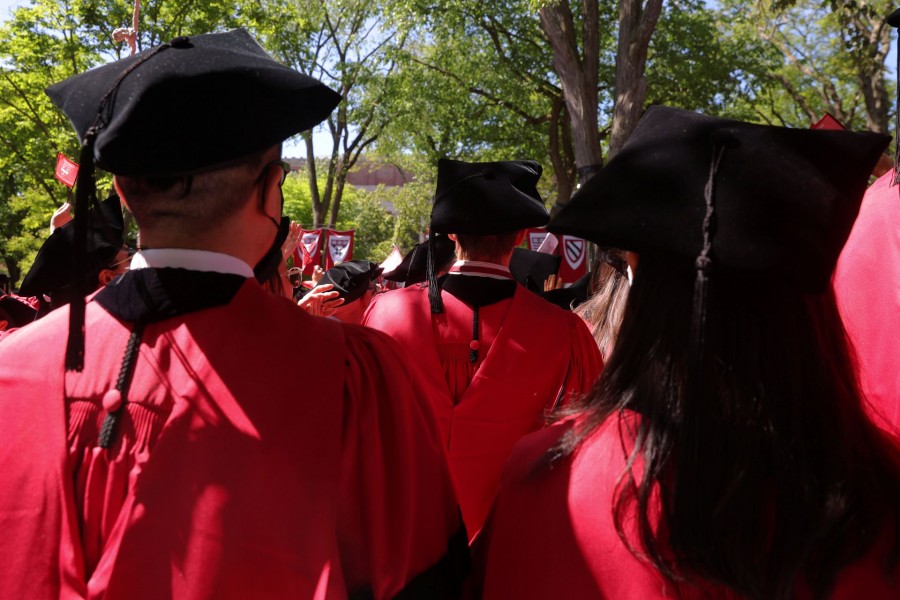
(338, 324, 469, 599)
(562, 314, 604, 402)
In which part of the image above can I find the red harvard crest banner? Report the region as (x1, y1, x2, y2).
(325, 229, 355, 269)
(293, 229, 323, 275)
(54, 153, 79, 188)
(557, 235, 587, 284)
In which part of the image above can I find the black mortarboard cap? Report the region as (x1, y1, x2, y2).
(319, 260, 383, 303)
(0, 294, 38, 328)
(548, 106, 889, 293)
(20, 194, 125, 299)
(46, 28, 340, 177)
(383, 236, 456, 284)
(429, 158, 549, 234)
(509, 247, 561, 293)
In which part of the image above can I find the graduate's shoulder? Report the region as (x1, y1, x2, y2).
(341, 320, 413, 366)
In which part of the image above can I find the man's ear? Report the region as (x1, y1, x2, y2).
(98, 269, 115, 286)
(0, 319, 8, 332)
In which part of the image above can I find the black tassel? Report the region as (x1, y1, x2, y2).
(98, 321, 144, 449)
(470, 306, 480, 363)
(427, 234, 445, 314)
(63, 39, 178, 372)
(689, 141, 729, 368)
(65, 137, 97, 371)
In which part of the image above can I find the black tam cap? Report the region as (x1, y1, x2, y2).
(0, 294, 38, 328)
(509, 247, 561, 293)
(548, 106, 889, 293)
(383, 236, 456, 284)
(46, 28, 340, 177)
(320, 260, 383, 303)
(430, 159, 549, 235)
(20, 194, 125, 300)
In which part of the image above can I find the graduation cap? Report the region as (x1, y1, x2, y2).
(19, 194, 125, 302)
(509, 247, 561, 293)
(427, 158, 549, 312)
(46, 28, 339, 177)
(430, 158, 549, 235)
(0, 294, 39, 328)
(549, 106, 889, 293)
(319, 260, 383, 303)
(382, 236, 457, 285)
(46, 28, 340, 371)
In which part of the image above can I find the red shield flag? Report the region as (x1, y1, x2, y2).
(557, 235, 587, 284)
(325, 229, 355, 269)
(54, 153, 79, 188)
(292, 229, 323, 275)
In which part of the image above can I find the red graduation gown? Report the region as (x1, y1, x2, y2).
(0, 276, 462, 599)
(362, 282, 603, 539)
(473, 416, 900, 599)
(833, 169, 900, 436)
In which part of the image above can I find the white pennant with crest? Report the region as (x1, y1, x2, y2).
(328, 234, 353, 264)
(528, 231, 549, 252)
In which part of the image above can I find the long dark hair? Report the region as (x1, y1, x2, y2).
(561, 253, 900, 599)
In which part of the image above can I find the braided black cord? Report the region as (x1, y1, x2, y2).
(469, 306, 479, 363)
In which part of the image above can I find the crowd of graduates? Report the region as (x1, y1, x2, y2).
(0, 12, 899, 600)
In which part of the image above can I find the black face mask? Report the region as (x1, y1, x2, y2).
(254, 216, 290, 284)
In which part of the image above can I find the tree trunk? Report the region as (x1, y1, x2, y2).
(608, 0, 663, 159)
(305, 132, 327, 228)
(329, 164, 348, 229)
(547, 96, 574, 207)
(539, 0, 603, 193)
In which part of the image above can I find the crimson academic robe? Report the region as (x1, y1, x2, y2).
(0, 269, 466, 599)
(362, 282, 603, 539)
(473, 415, 900, 599)
(834, 169, 900, 436)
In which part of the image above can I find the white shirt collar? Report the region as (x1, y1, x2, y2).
(130, 248, 254, 278)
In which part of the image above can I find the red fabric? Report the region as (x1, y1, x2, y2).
(363, 283, 603, 538)
(473, 416, 900, 599)
(325, 229, 355, 270)
(834, 170, 900, 436)
(0, 279, 459, 598)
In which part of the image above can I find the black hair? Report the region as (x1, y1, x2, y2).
(559, 253, 900, 599)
